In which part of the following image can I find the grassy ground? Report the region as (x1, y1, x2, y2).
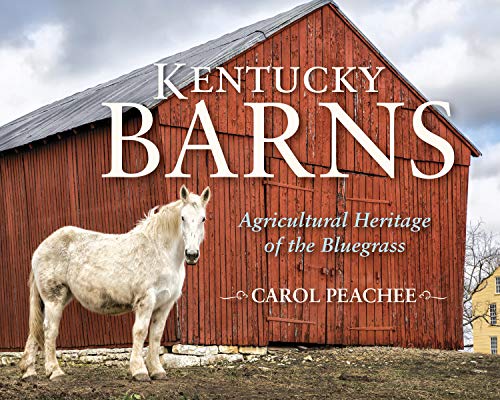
(0, 346, 499, 399)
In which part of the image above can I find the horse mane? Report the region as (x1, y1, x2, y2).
(132, 200, 183, 241)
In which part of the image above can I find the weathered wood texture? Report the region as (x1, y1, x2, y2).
(0, 4, 472, 350)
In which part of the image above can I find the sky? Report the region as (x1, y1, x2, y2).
(0, 0, 499, 234)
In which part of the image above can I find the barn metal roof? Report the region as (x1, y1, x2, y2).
(0, 0, 480, 156)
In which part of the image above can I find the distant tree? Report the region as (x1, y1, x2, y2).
(463, 221, 500, 346)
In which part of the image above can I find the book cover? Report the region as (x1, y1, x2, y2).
(0, 0, 498, 398)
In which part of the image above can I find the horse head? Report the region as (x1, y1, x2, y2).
(179, 185, 210, 265)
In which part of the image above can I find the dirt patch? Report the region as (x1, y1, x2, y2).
(1, 347, 499, 399)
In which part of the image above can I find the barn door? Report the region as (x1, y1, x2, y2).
(264, 158, 343, 344)
(340, 173, 395, 346)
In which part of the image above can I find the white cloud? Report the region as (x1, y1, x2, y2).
(0, 24, 66, 124)
(468, 141, 500, 233)
(400, 35, 467, 90)
(0, 23, 123, 126)
(415, 0, 461, 31)
(347, 0, 462, 57)
(398, 33, 500, 126)
(471, 141, 500, 180)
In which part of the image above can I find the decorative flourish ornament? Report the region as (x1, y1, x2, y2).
(220, 290, 248, 301)
(418, 290, 447, 301)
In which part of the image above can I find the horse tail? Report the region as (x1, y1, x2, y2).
(27, 271, 44, 347)
(19, 271, 44, 372)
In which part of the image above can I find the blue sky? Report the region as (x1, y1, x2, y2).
(0, 0, 498, 233)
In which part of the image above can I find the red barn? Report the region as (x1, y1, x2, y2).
(0, 0, 480, 350)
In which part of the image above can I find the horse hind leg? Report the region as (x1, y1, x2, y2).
(42, 284, 72, 380)
(130, 291, 155, 381)
(19, 334, 39, 380)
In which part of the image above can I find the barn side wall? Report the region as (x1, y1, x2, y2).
(0, 4, 471, 350)
(0, 120, 471, 350)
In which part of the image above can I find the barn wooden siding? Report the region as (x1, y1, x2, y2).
(0, 3, 473, 350)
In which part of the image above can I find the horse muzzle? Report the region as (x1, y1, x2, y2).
(185, 250, 199, 265)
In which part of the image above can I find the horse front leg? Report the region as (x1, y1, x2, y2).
(145, 300, 175, 380)
(130, 291, 155, 381)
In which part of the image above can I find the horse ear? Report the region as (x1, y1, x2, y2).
(180, 185, 190, 202)
(201, 186, 211, 206)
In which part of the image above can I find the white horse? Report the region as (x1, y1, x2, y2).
(19, 185, 210, 381)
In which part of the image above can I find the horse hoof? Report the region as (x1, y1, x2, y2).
(151, 372, 168, 380)
(22, 372, 37, 381)
(133, 373, 151, 382)
(49, 370, 66, 381)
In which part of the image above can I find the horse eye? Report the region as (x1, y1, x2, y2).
(181, 216, 185, 222)
(202, 217, 206, 223)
